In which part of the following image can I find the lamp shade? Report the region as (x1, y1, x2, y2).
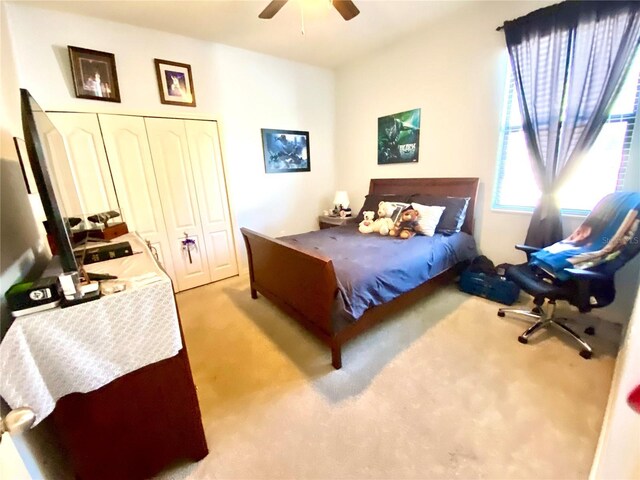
(333, 191, 350, 208)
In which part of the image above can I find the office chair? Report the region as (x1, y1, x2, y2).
(498, 192, 640, 359)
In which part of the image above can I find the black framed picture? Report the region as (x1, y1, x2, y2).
(68, 46, 121, 102)
(154, 58, 196, 107)
(378, 108, 421, 164)
(261, 129, 310, 174)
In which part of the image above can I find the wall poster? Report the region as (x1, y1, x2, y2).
(377, 108, 421, 164)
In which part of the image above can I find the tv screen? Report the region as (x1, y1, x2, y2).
(20, 89, 78, 273)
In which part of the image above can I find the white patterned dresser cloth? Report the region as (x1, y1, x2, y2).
(0, 233, 183, 425)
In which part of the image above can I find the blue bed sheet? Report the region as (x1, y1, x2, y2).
(279, 225, 477, 322)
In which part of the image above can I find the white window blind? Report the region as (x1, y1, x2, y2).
(493, 48, 640, 215)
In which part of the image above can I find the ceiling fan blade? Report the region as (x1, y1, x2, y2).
(259, 0, 288, 19)
(333, 0, 360, 21)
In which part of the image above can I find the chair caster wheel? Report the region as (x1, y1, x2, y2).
(584, 326, 595, 336)
(518, 335, 528, 344)
(498, 311, 505, 317)
(580, 350, 593, 359)
(531, 306, 542, 314)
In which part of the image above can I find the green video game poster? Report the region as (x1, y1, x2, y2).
(377, 108, 421, 164)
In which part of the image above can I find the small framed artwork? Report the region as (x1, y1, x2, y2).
(154, 59, 196, 107)
(261, 129, 310, 174)
(68, 46, 121, 102)
(378, 108, 421, 164)
(13, 137, 37, 194)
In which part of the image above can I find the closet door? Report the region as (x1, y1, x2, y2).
(47, 113, 119, 218)
(185, 120, 238, 281)
(144, 117, 211, 291)
(98, 114, 177, 287)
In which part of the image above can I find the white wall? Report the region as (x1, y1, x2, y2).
(0, 3, 50, 322)
(334, 0, 639, 323)
(213, 45, 335, 244)
(590, 284, 640, 479)
(3, 3, 336, 272)
(335, 0, 553, 265)
(0, 3, 64, 478)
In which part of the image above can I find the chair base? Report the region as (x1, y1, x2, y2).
(498, 303, 593, 359)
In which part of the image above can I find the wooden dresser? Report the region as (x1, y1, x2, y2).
(0, 234, 208, 479)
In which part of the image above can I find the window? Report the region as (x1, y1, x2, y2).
(493, 49, 640, 215)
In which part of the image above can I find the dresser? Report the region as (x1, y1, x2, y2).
(0, 234, 208, 479)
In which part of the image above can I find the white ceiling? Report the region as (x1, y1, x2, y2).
(15, 0, 470, 69)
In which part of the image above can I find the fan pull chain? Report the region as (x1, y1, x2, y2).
(299, 0, 305, 35)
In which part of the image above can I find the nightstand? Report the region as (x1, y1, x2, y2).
(318, 215, 351, 229)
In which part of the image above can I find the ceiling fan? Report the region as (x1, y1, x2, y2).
(259, 0, 360, 21)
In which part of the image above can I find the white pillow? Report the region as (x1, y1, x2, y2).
(411, 202, 445, 237)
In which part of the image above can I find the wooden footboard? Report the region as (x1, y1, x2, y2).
(241, 228, 339, 345)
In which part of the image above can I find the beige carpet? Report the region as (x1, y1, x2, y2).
(159, 275, 619, 480)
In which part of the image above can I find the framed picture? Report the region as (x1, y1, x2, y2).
(378, 108, 421, 164)
(68, 46, 121, 102)
(154, 59, 196, 107)
(261, 129, 310, 174)
(13, 137, 37, 194)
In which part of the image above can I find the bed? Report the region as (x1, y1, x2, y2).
(241, 177, 479, 369)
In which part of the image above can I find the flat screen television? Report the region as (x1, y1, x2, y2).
(20, 89, 78, 273)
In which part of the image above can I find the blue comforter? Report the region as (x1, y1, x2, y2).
(280, 225, 477, 322)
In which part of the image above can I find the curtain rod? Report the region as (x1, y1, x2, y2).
(496, 25, 504, 32)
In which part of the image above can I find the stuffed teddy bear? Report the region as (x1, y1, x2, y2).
(358, 211, 375, 234)
(389, 208, 423, 239)
(372, 201, 396, 236)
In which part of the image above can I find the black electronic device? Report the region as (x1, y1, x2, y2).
(87, 210, 120, 228)
(5, 277, 63, 317)
(86, 272, 118, 281)
(76, 241, 133, 265)
(21, 89, 78, 273)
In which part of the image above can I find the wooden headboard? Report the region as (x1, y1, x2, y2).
(368, 177, 479, 235)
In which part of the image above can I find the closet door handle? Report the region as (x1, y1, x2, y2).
(181, 233, 197, 264)
(145, 239, 159, 262)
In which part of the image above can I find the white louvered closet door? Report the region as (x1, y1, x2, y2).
(144, 117, 212, 291)
(97, 114, 178, 288)
(185, 120, 238, 281)
(47, 113, 118, 218)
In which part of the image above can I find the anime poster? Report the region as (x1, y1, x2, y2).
(377, 108, 421, 164)
(261, 129, 310, 173)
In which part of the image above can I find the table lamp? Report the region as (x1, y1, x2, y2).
(333, 191, 351, 217)
(333, 191, 350, 209)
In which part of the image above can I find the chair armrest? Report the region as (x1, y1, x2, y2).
(515, 244, 541, 261)
(564, 268, 610, 282)
(515, 244, 541, 255)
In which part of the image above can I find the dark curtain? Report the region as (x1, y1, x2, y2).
(502, 1, 640, 248)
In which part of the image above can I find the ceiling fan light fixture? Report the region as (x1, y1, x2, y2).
(258, 0, 359, 21)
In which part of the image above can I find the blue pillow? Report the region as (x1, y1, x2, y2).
(410, 195, 470, 234)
